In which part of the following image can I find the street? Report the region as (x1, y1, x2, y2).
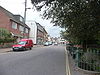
(0, 45, 66, 75)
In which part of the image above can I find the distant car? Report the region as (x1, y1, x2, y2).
(44, 42, 49, 46)
(54, 42, 58, 45)
(12, 39, 33, 51)
(48, 42, 52, 45)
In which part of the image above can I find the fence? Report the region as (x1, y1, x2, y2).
(67, 45, 100, 72)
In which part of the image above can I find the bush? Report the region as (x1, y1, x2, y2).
(0, 28, 16, 44)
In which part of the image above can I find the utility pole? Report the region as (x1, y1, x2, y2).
(24, 0, 31, 23)
(23, 0, 27, 38)
(24, 0, 27, 23)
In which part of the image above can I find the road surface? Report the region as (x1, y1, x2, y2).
(0, 45, 66, 75)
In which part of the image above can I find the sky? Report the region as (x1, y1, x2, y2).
(0, 0, 62, 37)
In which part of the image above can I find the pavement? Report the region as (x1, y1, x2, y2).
(65, 49, 100, 75)
(0, 45, 43, 53)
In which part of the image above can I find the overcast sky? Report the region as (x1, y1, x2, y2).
(0, 0, 62, 37)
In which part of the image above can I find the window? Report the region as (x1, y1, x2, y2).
(19, 25, 24, 32)
(20, 17, 24, 22)
(12, 22, 17, 29)
(25, 28, 29, 33)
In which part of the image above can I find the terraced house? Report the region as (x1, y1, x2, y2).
(0, 6, 30, 42)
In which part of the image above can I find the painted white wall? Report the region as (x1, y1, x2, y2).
(26, 21, 37, 44)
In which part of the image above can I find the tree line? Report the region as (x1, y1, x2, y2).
(31, 0, 100, 49)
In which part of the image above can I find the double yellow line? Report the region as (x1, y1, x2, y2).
(65, 47, 71, 75)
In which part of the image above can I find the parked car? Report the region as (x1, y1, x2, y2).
(48, 41, 52, 45)
(12, 39, 33, 51)
(54, 42, 58, 45)
(44, 42, 49, 46)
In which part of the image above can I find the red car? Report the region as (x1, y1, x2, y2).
(12, 39, 33, 51)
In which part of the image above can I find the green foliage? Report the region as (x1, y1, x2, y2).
(31, 0, 100, 48)
(60, 30, 68, 40)
(0, 28, 15, 44)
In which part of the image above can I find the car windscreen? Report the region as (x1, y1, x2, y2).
(18, 41, 26, 45)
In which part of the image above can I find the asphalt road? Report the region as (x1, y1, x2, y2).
(0, 45, 66, 75)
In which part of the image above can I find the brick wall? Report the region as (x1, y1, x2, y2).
(0, 10, 10, 29)
(0, 10, 29, 38)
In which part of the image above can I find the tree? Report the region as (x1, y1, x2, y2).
(0, 28, 15, 44)
(60, 30, 68, 40)
(31, 0, 100, 48)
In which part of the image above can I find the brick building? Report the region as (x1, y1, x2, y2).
(0, 6, 30, 42)
(36, 22, 48, 45)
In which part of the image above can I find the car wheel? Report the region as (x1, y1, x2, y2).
(13, 49, 16, 51)
(30, 47, 32, 50)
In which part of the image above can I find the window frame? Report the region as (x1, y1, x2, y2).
(11, 22, 17, 29)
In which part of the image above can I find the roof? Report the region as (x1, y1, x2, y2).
(0, 6, 30, 29)
(35, 22, 47, 34)
(20, 39, 32, 41)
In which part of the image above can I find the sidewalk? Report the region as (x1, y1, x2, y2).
(65, 50, 100, 75)
(66, 51, 89, 75)
(0, 45, 43, 53)
(0, 48, 12, 53)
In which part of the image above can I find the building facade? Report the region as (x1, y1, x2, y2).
(0, 6, 30, 42)
(26, 21, 48, 45)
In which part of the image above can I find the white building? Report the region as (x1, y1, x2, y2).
(26, 21, 48, 45)
(26, 21, 37, 44)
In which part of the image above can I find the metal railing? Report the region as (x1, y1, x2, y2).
(67, 45, 100, 72)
